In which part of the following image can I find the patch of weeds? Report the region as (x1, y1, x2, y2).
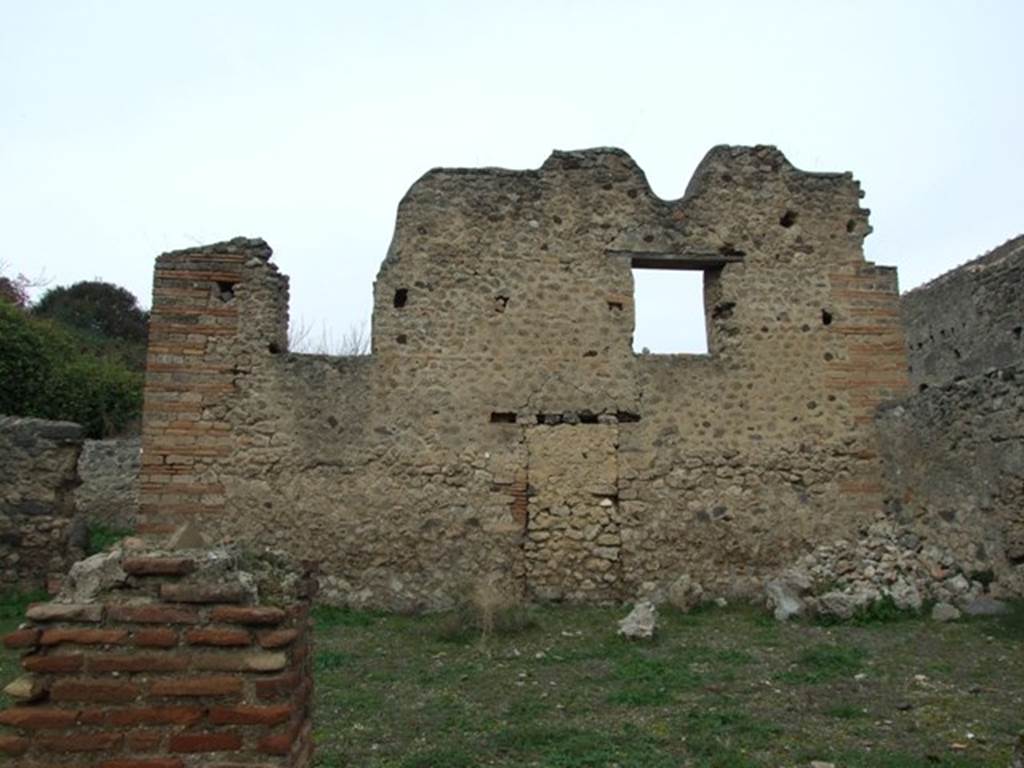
(313, 604, 377, 629)
(969, 599, 1024, 641)
(0, 589, 49, 619)
(86, 523, 131, 555)
(824, 703, 869, 719)
(314, 649, 350, 672)
(399, 746, 477, 768)
(814, 595, 919, 627)
(780, 643, 866, 684)
(607, 654, 703, 705)
(313, 750, 350, 768)
(494, 723, 676, 768)
(831, 749, 990, 767)
(682, 703, 783, 762)
(436, 578, 536, 643)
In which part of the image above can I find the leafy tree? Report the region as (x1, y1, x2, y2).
(33, 281, 149, 345)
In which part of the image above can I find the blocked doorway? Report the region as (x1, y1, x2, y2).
(523, 423, 623, 601)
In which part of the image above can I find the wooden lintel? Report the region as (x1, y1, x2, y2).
(607, 249, 745, 270)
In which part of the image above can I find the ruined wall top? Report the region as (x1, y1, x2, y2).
(902, 234, 1024, 388)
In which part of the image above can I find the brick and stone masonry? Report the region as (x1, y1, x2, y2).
(136, 146, 914, 609)
(0, 543, 316, 767)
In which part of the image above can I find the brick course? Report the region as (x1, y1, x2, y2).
(0, 547, 315, 766)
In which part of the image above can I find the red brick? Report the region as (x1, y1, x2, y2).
(107, 604, 201, 624)
(100, 760, 185, 768)
(0, 735, 29, 755)
(150, 676, 243, 697)
(161, 583, 249, 604)
(107, 706, 203, 727)
(0, 707, 78, 729)
(126, 730, 163, 752)
(210, 606, 286, 625)
(185, 627, 251, 646)
(22, 653, 84, 673)
(133, 628, 179, 647)
(257, 628, 299, 649)
(254, 670, 299, 701)
(3, 628, 40, 649)
(89, 654, 189, 673)
(123, 556, 196, 576)
(40, 628, 129, 646)
(51, 679, 140, 703)
(37, 732, 123, 752)
(209, 703, 292, 726)
(26, 602, 103, 622)
(169, 731, 243, 752)
(259, 723, 299, 755)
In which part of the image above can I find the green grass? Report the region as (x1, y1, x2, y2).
(86, 523, 132, 555)
(779, 642, 867, 683)
(1, 593, 1021, 767)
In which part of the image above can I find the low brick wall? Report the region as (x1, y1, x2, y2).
(0, 545, 315, 766)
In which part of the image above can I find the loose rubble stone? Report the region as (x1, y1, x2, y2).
(57, 549, 127, 603)
(617, 601, 657, 640)
(666, 574, 704, 613)
(768, 515, 1004, 622)
(960, 596, 1009, 616)
(765, 568, 812, 621)
(931, 602, 961, 622)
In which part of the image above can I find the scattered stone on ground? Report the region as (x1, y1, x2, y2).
(666, 574, 704, 612)
(960, 596, 1010, 616)
(617, 600, 657, 639)
(931, 602, 962, 622)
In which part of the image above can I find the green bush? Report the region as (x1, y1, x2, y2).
(0, 302, 143, 437)
(0, 302, 49, 414)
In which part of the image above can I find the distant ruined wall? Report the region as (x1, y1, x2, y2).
(0, 418, 86, 591)
(902, 235, 1024, 389)
(877, 236, 1024, 595)
(140, 146, 910, 609)
(74, 437, 141, 531)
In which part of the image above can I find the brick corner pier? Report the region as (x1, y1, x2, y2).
(0, 543, 316, 767)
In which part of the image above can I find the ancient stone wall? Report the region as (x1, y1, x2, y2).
(75, 437, 141, 531)
(877, 364, 1024, 594)
(902, 235, 1024, 389)
(139, 146, 910, 608)
(876, 235, 1024, 595)
(0, 417, 86, 591)
(0, 545, 315, 766)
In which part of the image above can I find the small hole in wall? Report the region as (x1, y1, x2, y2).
(495, 295, 509, 312)
(608, 301, 623, 311)
(919, 383, 929, 392)
(953, 348, 962, 359)
(780, 210, 798, 228)
(1014, 326, 1022, 340)
(821, 309, 833, 326)
(393, 288, 408, 308)
(215, 281, 237, 302)
(268, 342, 282, 354)
(395, 334, 407, 345)
(490, 412, 517, 424)
(846, 219, 857, 233)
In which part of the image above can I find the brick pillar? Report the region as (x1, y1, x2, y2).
(139, 237, 288, 536)
(826, 261, 912, 517)
(0, 546, 315, 766)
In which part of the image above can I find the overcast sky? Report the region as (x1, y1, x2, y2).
(2, 1, 1021, 353)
